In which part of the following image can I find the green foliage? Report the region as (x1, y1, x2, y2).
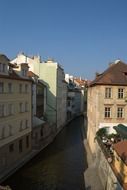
(96, 128, 107, 137)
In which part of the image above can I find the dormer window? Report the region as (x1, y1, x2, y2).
(22, 69, 27, 76)
(20, 63, 29, 77)
(0, 63, 7, 73)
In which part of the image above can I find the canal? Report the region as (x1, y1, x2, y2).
(3, 116, 87, 190)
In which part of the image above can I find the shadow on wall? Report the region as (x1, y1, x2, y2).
(40, 80, 57, 127)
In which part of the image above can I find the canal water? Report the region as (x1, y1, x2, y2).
(3, 116, 87, 190)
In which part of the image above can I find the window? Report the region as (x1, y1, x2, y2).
(19, 103, 23, 113)
(3, 64, 6, 72)
(20, 120, 23, 131)
(19, 139, 23, 153)
(0, 82, 4, 93)
(117, 107, 124, 118)
(22, 69, 27, 76)
(26, 120, 28, 128)
(9, 144, 14, 152)
(8, 83, 12, 93)
(25, 84, 28, 93)
(25, 102, 28, 112)
(9, 125, 12, 136)
(0, 63, 2, 72)
(0, 105, 5, 117)
(19, 84, 22, 93)
(0, 127, 4, 140)
(68, 101, 71, 107)
(8, 104, 13, 115)
(26, 135, 29, 148)
(118, 88, 124, 99)
(105, 88, 112, 98)
(104, 107, 111, 118)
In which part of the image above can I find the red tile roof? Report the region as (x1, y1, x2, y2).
(27, 71, 39, 78)
(89, 61, 127, 86)
(0, 70, 32, 82)
(113, 140, 127, 165)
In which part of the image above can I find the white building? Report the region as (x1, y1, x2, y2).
(11, 53, 67, 131)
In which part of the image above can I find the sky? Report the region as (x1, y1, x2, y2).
(0, 0, 127, 79)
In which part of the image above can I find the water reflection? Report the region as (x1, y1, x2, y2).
(4, 116, 87, 190)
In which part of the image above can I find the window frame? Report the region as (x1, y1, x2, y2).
(104, 107, 111, 118)
(117, 107, 124, 118)
(105, 87, 112, 99)
(0, 82, 4, 94)
(118, 88, 124, 99)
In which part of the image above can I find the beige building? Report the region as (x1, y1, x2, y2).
(0, 55, 32, 178)
(87, 60, 127, 154)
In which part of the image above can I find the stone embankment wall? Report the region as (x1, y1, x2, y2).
(96, 142, 123, 190)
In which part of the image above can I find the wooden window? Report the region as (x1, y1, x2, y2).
(104, 107, 111, 118)
(118, 88, 124, 99)
(117, 107, 124, 118)
(105, 88, 112, 98)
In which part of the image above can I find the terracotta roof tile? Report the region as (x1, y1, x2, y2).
(113, 140, 127, 165)
(27, 71, 39, 78)
(90, 61, 127, 86)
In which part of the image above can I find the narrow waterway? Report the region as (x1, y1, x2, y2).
(4, 116, 87, 190)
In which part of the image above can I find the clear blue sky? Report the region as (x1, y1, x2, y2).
(0, 0, 127, 79)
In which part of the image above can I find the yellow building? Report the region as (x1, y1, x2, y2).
(87, 60, 127, 154)
(0, 54, 32, 178)
(113, 141, 127, 183)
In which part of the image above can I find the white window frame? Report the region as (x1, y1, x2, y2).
(117, 107, 124, 118)
(104, 107, 111, 118)
(105, 88, 112, 98)
(118, 88, 124, 99)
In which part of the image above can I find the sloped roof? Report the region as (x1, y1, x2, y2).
(27, 71, 39, 78)
(113, 141, 127, 165)
(0, 69, 32, 82)
(89, 61, 127, 87)
(0, 54, 10, 63)
(74, 78, 86, 87)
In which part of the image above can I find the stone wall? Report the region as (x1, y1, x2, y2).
(96, 142, 123, 190)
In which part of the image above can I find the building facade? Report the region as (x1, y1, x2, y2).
(87, 60, 127, 154)
(0, 55, 32, 177)
(11, 53, 67, 131)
